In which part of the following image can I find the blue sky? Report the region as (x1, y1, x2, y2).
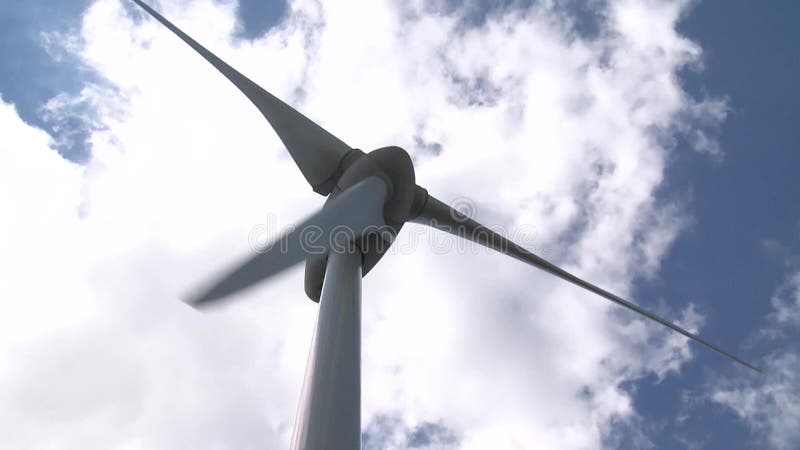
(1, 1, 798, 449)
(633, 2, 800, 448)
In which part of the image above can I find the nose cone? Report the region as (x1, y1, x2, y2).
(337, 146, 416, 225)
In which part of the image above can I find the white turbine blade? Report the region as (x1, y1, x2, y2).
(187, 177, 389, 307)
(411, 191, 763, 373)
(132, 0, 353, 194)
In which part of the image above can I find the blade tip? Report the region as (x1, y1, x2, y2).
(182, 290, 219, 309)
(182, 297, 206, 310)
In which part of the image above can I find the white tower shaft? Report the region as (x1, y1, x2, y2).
(291, 249, 362, 449)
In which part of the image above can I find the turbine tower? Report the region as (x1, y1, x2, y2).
(131, 2, 761, 449)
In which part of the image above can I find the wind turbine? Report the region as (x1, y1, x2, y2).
(130, 1, 762, 449)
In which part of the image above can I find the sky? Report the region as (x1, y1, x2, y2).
(0, 0, 798, 449)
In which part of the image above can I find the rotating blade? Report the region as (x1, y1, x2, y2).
(188, 177, 389, 307)
(411, 190, 763, 373)
(132, 0, 352, 194)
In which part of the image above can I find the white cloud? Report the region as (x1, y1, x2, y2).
(768, 273, 800, 329)
(711, 273, 800, 450)
(1, 0, 730, 448)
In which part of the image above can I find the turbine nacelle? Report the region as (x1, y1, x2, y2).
(305, 146, 424, 301)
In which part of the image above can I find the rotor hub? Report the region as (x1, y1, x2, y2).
(335, 146, 417, 228)
(304, 146, 419, 301)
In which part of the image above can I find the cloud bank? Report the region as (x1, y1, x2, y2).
(1, 0, 729, 448)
